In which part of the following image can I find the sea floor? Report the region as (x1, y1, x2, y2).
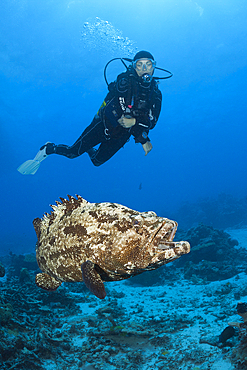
(57, 277, 242, 370)
(227, 227, 247, 250)
(1, 228, 247, 369)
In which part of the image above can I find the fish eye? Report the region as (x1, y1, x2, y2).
(131, 216, 143, 226)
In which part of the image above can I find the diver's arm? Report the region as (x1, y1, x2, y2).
(118, 115, 136, 128)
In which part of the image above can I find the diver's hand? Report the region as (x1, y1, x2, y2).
(142, 141, 153, 156)
(118, 115, 136, 128)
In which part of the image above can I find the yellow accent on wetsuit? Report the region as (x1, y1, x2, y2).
(97, 100, 106, 115)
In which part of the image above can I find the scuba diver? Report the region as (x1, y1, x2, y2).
(18, 50, 172, 175)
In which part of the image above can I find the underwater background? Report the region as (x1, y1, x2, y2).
(1, 0, 247, 255)
(2, 1, 247, 370)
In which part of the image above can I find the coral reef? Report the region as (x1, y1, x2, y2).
(7, 252, 38, 277)
(172, 193, 247, 230)
(176, 223, 239, 263)
(0, 262, 5, 277)
(0, 273, 79, 369)
(175, 223, 247, 281)
(0, 303, 13, 324)
(19, 267, 32, 284)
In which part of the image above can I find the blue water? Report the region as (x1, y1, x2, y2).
(1, 0, 247, 256)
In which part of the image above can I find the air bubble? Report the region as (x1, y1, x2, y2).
(81, 17, 138, 57)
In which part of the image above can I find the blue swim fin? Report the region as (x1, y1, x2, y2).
(17, 144, 49, 175)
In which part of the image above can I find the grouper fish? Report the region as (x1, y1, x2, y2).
(34, 195, 190, 299)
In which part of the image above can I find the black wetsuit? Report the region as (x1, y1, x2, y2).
(53, 67, 162, 166)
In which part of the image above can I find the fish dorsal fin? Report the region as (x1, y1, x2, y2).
(60, 194, 89, 211)
(74, 194, 89, 207)
(48, 195, 89, 222)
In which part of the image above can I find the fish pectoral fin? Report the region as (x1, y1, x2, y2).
(81, 260, 106, 299)
(35, 273, 62, 291)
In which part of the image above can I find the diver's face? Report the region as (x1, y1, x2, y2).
(134, 58, 155, 77)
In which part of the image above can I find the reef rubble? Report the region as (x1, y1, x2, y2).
(0, 262, 5, 278)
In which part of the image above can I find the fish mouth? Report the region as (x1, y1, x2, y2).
(157, 242, 176, 250)
(151, 220, 178, 248)
(151, 240, 190, 265)
(156, 223, 181, 252)
(143, 219, 190, 267)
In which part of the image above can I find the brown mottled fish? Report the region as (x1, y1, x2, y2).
(34, 195, 190, 299)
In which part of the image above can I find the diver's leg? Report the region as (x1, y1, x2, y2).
(88, 129, 131, 166)
(41, 116, 105, 159)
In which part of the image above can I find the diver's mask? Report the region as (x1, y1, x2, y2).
(133, 58, 156, 78)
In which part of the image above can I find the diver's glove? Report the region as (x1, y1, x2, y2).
(142, 141, 153, 156)
(118, 115, 136, 128)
